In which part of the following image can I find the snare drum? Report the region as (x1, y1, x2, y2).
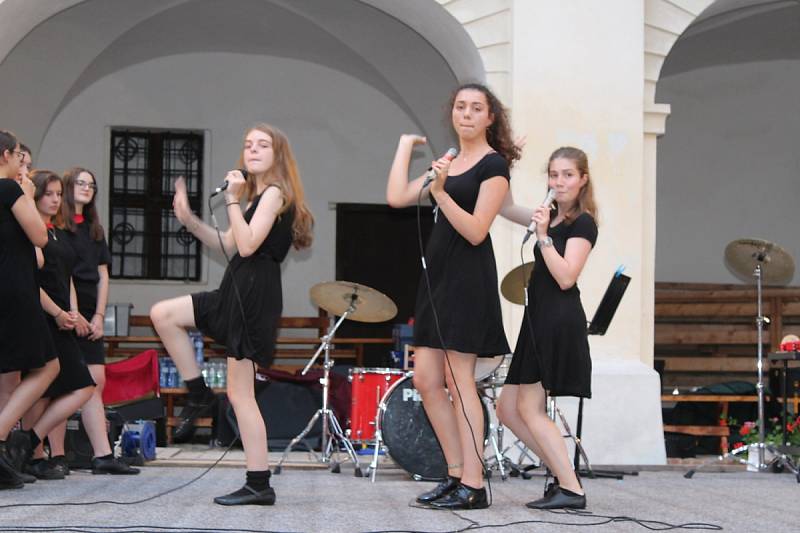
(348, 367, 406, 443)
(378, 373, 489, 480)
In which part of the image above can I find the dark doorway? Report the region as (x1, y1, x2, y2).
(335, 203, 434, 366)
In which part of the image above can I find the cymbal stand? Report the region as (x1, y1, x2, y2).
(275, 294, 363, 477)
(686, 263, 799, 480)
(479, 384, 509, 480)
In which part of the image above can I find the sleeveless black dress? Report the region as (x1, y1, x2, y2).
(505, 213, 598, 397)
(39, 226, 95, 398)
(192, 187, 294, 368)
(63, 216, 112, 366)
(0, 179, 57, 372)
(413, 153, 510, 358)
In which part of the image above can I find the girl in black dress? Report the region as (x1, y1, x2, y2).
(12, 170, 97, 480)
(59, 167, 137, 475)
(0, 144, 32, 412)
(497, 146, 598, 510)
(386, 83, 519, 510)
(150, 124, 313, 506)
(0, 130, 59, 490)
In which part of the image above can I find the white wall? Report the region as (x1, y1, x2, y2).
(38, 53, 432, 316)
(656, 60, 800, 285)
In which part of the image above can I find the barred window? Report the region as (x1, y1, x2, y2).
(108, 129, 203, 280)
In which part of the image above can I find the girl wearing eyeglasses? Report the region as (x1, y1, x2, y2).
(0, 130, 59, 489)
(58, 167, 138, 474)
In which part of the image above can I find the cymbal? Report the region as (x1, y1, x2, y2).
(724, 238, 795, 285)
(310, 281, 398, 323)
(500, 262, 534, 305)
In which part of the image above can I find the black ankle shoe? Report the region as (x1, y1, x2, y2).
(24, 459, 64, 480)
(0, 442, 34, 484)
(173, 389, 217, 443)
(0, 449, 24, 490)
(213, 485, 276, 506)
(416, 475, 460, 504)
(91, 456, 140, 475)
(49, 456, 70, 476)
(526, 486, 586, 510)
(6, 430, 33, 472)
(544, 476, 559, 497)
(429, 483, 489, 510)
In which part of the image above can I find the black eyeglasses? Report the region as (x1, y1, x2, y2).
(75, 179, 97, 191)
(9, 150, 25, 160)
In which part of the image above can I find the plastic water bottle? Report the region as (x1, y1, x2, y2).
(216, 361, 226, 389)
(168, 363, 178, 389)
(190, 331, 204, 366)
(159, 358, 168, 388)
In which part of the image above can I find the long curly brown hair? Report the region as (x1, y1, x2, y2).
(447, 83, 520, 167)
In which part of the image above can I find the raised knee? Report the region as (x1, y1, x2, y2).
(149, 302, 168, 326)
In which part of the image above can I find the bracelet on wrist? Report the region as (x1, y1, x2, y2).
(54, 309, 64, 319)
(226, 202, 239, 207)
(94, 312, 105, 318)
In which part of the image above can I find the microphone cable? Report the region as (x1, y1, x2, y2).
(415, 183, 492, 507)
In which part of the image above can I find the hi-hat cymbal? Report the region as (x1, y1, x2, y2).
(724, 238, 795, 285)
(310, 281, 398, 323)
(500, 262, 534, 305)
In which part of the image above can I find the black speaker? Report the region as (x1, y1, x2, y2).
(215, 379, 323, 450)
(64, 410, 123, 469)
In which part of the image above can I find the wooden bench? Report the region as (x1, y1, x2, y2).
(105, 313, 392, 443)
(655, 282, 800, 391)
(655, 282, 800, 452)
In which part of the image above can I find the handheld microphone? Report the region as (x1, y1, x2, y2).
(422, 147, 459, 188)
(211, 169, 248, 197)
(522, 188, 557, 244)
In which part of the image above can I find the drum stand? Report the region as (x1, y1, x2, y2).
(275, 296, 363, 477)
(685, 264, 800, 481)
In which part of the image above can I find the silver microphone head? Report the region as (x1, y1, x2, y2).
(445, 147, 458, 159)
(543, 188, 557, 208)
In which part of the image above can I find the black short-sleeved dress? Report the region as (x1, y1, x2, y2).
(39, 225, 96, 397)
(63, 215, 112, 366)
(0, 179, 57, 373)
(413, 152, 511, 358)
(192, 187, 294, 368)
(505, 212, 598, 397)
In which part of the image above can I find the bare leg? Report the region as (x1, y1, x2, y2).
(81, 364, 111, 457)
(0, 360, 59, 439)
(150, 295, 199, 379)
(442, 351, 484, 489)
(226, 358, 268, 471)
(496, 384, 548, 466)
(21, 398, 49, 459)
(0, 372, 21, 412)
(48, 420, 67, 457)
(517, 383, 583, 495)
(412, 347, 463, 479)
(33, 387, 94, 446)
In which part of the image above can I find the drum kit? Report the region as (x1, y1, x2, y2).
(273, 275, 540, 482)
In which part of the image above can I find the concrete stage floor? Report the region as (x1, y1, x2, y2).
(0, 447, 797, 533)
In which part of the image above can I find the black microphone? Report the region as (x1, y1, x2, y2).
(522, 188, 557, 244)
(422, 147, 459, 188)
(211, 169, 248, 197)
